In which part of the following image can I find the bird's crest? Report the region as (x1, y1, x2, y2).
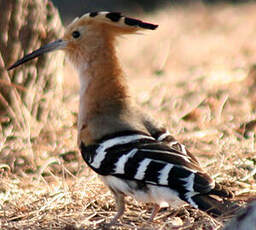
(69, 11, 158, 35)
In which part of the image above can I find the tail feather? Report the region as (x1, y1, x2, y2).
(191, 183, 238, 217)
(191, 194, 240, 217)
(192, 194, 225, 216)
(210, 183, 234, 199)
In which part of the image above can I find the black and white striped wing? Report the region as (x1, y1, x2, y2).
(152, 128, 200, 165)
(80, 130, 215, 207)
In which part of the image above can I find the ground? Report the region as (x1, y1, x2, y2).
(1, 2, 256, 230)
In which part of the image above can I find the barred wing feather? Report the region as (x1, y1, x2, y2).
(80, 131, 214, 199)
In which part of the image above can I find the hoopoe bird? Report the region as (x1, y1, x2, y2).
(8, 12, 235, 225)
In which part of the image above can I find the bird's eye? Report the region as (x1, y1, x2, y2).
(72, 31, 80, 39)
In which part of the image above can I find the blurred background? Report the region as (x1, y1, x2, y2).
(51, 0, 255, 22)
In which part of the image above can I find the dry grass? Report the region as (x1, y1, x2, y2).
(1, 2, 256, 229)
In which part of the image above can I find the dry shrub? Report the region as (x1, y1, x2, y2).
(0, 0, 64, 173)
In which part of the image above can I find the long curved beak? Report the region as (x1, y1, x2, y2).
(8, 39, 67, 70)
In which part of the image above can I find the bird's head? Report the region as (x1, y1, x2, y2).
(8, 12, 158, 71)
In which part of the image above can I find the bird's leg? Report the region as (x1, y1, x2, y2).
(148, 204, 160, 222)
(108, 190, 125, 226)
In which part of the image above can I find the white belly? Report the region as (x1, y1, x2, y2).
(101, 175, 185, 208)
